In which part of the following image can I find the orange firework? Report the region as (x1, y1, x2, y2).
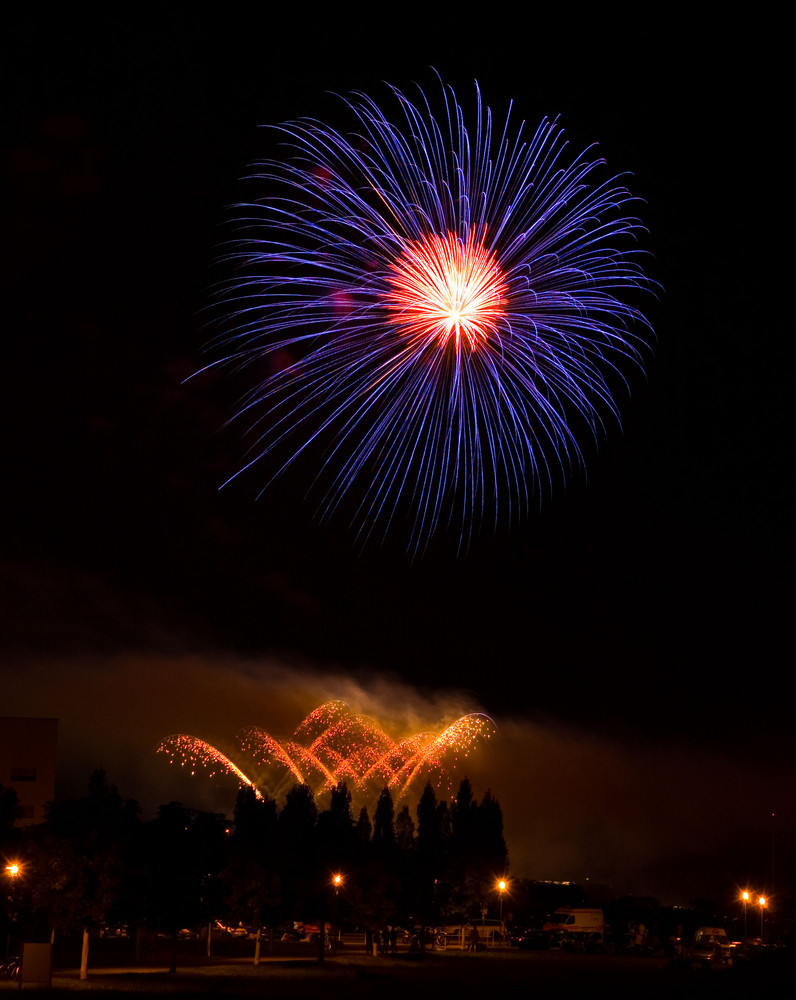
(157, 702, 496, 803)
(157, 735, 263, 799)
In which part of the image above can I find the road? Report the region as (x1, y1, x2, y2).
(3, 947, 794, 999)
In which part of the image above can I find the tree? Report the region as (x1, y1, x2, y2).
(28, 769, 140, 979)
(474, 789, 508, 876)
(144, 801, 227, 972)
(358, 788, 403, 926)
(317, 782, 355, 872)
(438, 778, 508, 923)
(415, 783, 445, 940)
(356, 806, 372, 845)
(0, 785, 23, 947)
(223, 787, 281, 945)
(451, 777, 477, 859)
(372, 787, 395, 850)
(395, 806, 415, 854)
(277, 784, 318, 923)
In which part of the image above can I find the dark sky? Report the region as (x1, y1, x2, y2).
(2, 10, 790, 904)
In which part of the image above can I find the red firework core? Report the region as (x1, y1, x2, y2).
(387, 232, 506, 353)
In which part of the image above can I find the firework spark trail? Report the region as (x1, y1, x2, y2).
(293, 701, 351, 739)
(209, 77, 654, 552)
(157, 702, 496, 801)
(157, 735, 264, 799)
(284, 741, 338, 787)
(361, 732, 436, 786)
(239, 726, 305, 785)
(394, 714, 497, 789)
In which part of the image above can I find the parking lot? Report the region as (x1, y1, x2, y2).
(2, 941, 794, 999)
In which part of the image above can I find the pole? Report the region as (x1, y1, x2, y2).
(317, 889, 327, 965)
(80, 927, 90, 981)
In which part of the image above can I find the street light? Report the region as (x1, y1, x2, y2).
(741, 890, 749, 940)
(758, 897, 766, 939)
(496, 878, 508, 932)
(4, 862, 22, 959)
(331, 874, 344, 944)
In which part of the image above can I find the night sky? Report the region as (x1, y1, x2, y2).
(2, 11, 790, 905)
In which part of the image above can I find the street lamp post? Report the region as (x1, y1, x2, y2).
(741, 891, 749, 941)
(496, 879, 508, 941)
(4, 862, 22, 959)
(758, 897, 766, 940)
(332, 874, 343, 943)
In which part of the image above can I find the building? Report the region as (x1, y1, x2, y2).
(0, 717, 58, 825)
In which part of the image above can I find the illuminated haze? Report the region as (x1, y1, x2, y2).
(4, 640, 784, 905)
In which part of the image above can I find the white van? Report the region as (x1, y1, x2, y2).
(543, 908, 605, 948)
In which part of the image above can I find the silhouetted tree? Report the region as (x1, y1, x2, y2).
(415, 783, 444, 939)
(372, 787, 395, 849)
(317, 782, 355, 871)
(357, 787, 403, 926)
(356, 805, 372, 845)
(0, 785, 22, 945)
(451, 777, 477, 859)
(396, 806, 415, 854)
(474, 789, 508, 876)
(438, 778, 508, 922)
(223, 788, 281, 948)
(277, 784, 318, 922)
(144, 801, 226, 972)
(28, 769, 140, 978)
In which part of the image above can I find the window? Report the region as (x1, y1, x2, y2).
(10, 768, 37, 782)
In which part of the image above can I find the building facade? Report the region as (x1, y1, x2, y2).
(0, 717, 58, 825)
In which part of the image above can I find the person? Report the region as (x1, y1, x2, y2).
(389, 926, 398, 954)
(468, 925, 480, 952)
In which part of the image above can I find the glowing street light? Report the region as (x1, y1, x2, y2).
(4, 862, 23, 960)
(331, 874, 344, 944)
(496, 878, 508, 930)
(758, 896, 766, 939)
(741, 890, 750, 940)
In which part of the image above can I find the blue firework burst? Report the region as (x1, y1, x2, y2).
(209, 77, 654, 553)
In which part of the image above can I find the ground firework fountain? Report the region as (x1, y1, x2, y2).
(158, 700, 496, 802)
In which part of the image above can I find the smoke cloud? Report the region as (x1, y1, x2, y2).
(4, 647, 786, 905)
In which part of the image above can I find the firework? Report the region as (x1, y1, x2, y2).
(157, 701, 496, 802)
(157, 734, 264, 799)
(208, 77, 653, 551)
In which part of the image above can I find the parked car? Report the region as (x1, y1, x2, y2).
(672, 926, 731, 970)
(511, 925, 550, 950)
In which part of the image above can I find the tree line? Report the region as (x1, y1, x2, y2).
(1, 770, 507, 969)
